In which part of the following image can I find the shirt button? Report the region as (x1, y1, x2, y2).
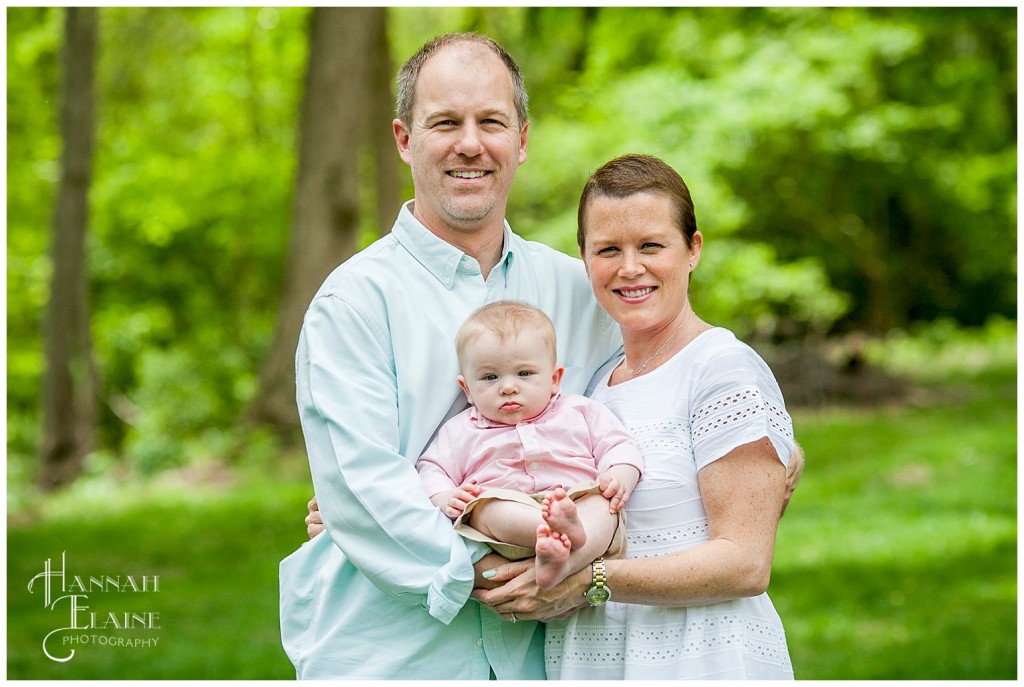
(477, 638, 484, 647)
(529, 462, 540, 471)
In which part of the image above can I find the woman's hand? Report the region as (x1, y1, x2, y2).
(780, 443, 806, 516)
(473, 559, 590, 622)
(306, 496, 324, 538)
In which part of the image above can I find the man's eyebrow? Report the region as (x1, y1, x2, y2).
(423, 107, 514, 122)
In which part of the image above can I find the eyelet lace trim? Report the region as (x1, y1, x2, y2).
(691, 386, 793, 443)
(547, 614, 792, 669)
(627, 519, 709, 558)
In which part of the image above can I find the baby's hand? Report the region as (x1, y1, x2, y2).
(435, 483, 483, 520)
(597, 465, 641, 513)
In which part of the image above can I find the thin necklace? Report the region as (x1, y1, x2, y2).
(623, 310, 694, 378)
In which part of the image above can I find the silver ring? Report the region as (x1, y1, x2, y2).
(509, 612, 518, 623)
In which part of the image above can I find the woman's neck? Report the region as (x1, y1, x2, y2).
(616, 308, 708, 383)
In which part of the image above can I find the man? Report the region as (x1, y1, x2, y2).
(281, 32, 804, 679)
(278, 33, 622, 679)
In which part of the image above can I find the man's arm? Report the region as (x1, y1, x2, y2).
(297, 294, 478, 623)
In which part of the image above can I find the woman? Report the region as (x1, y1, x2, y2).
(475, 153, 795, 679)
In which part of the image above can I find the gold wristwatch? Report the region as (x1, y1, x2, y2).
(584, 557, 611, 606)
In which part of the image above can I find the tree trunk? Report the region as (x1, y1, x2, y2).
(39, 7, 99, 490)
(245, 7, 385, 434)
(368, 9, 402, 236)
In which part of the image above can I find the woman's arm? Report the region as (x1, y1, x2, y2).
(474, 437, 786, 619)
(607, 437, 785, 606)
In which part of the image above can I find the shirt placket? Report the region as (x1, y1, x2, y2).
(516, 422, 546, 493)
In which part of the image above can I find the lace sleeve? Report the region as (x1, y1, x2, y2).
(689, 342, 794, 471)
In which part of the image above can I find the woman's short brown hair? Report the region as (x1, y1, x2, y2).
(577, 153, 698, 252)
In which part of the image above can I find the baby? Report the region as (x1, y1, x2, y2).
(416, 300, 643, 589)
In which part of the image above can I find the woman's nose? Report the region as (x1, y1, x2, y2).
(619, 251, 645, 278)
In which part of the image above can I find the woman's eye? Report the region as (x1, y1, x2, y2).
(597, 246, 619, 255)
(641, 242, 663, 250)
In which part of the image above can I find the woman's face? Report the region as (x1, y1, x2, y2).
(580, 192, 702, 337)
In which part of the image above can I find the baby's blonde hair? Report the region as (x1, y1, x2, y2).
(455, 301, 557, 367)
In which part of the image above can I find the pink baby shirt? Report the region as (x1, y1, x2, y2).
(416, 394, 644, 497)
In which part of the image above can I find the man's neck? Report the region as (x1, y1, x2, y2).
(411, 202, 505, 279)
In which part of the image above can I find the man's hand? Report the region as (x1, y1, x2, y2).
(780, 443, 806, 516)
(306, 496, 325, 539)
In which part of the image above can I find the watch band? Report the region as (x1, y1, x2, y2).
(585, 556, 611, 606)
(592, 557, 606, 590)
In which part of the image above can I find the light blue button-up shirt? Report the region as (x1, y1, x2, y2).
(280, 202, 622, 679)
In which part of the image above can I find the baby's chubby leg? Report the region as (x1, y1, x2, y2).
(467, 499, 544, 548)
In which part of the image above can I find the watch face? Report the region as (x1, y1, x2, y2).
(586, 586, 611, 605)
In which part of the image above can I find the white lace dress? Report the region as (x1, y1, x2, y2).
(545, 328, 795, 680)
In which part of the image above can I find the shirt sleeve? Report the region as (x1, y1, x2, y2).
(582, 398, 645, 476)
(688, 341, 795, 472)
(296, 294, 480, 624)
(415, 421, 463, 498)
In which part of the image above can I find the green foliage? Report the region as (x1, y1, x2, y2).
(7, 8, 1015, 481)
(506, 6, 1015, 332)
(8, 8, 310, 475)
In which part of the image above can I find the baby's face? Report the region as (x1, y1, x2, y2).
(457, 329, 563, 426)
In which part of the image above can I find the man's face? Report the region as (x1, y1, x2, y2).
(393, 43, 529, 239)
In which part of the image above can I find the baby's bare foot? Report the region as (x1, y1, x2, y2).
(535, 524, 572, 589)
(541, 488, 587, 550)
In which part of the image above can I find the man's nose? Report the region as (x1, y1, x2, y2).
(454, 122, 483, 157)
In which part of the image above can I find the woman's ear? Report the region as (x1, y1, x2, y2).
(689, 231, 704, 270)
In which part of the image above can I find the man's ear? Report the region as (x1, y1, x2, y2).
(393, 118, 412, 164)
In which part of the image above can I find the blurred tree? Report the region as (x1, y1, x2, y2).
(246, 7, 393, 433)
(6, 7, 1015, 483)
(39, 7, 99, 489)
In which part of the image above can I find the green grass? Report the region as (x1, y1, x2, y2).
(7, 466, 312, 679)
(772, 356, 1017, 679)
(7, 328, 1016, 679)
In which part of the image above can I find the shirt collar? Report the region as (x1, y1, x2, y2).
(467, 393, 562, 428)
(392, 201, 515, 289)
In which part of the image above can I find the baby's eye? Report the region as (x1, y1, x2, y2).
(483, 374, 498, 382)
(517, 370, 534, 377)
